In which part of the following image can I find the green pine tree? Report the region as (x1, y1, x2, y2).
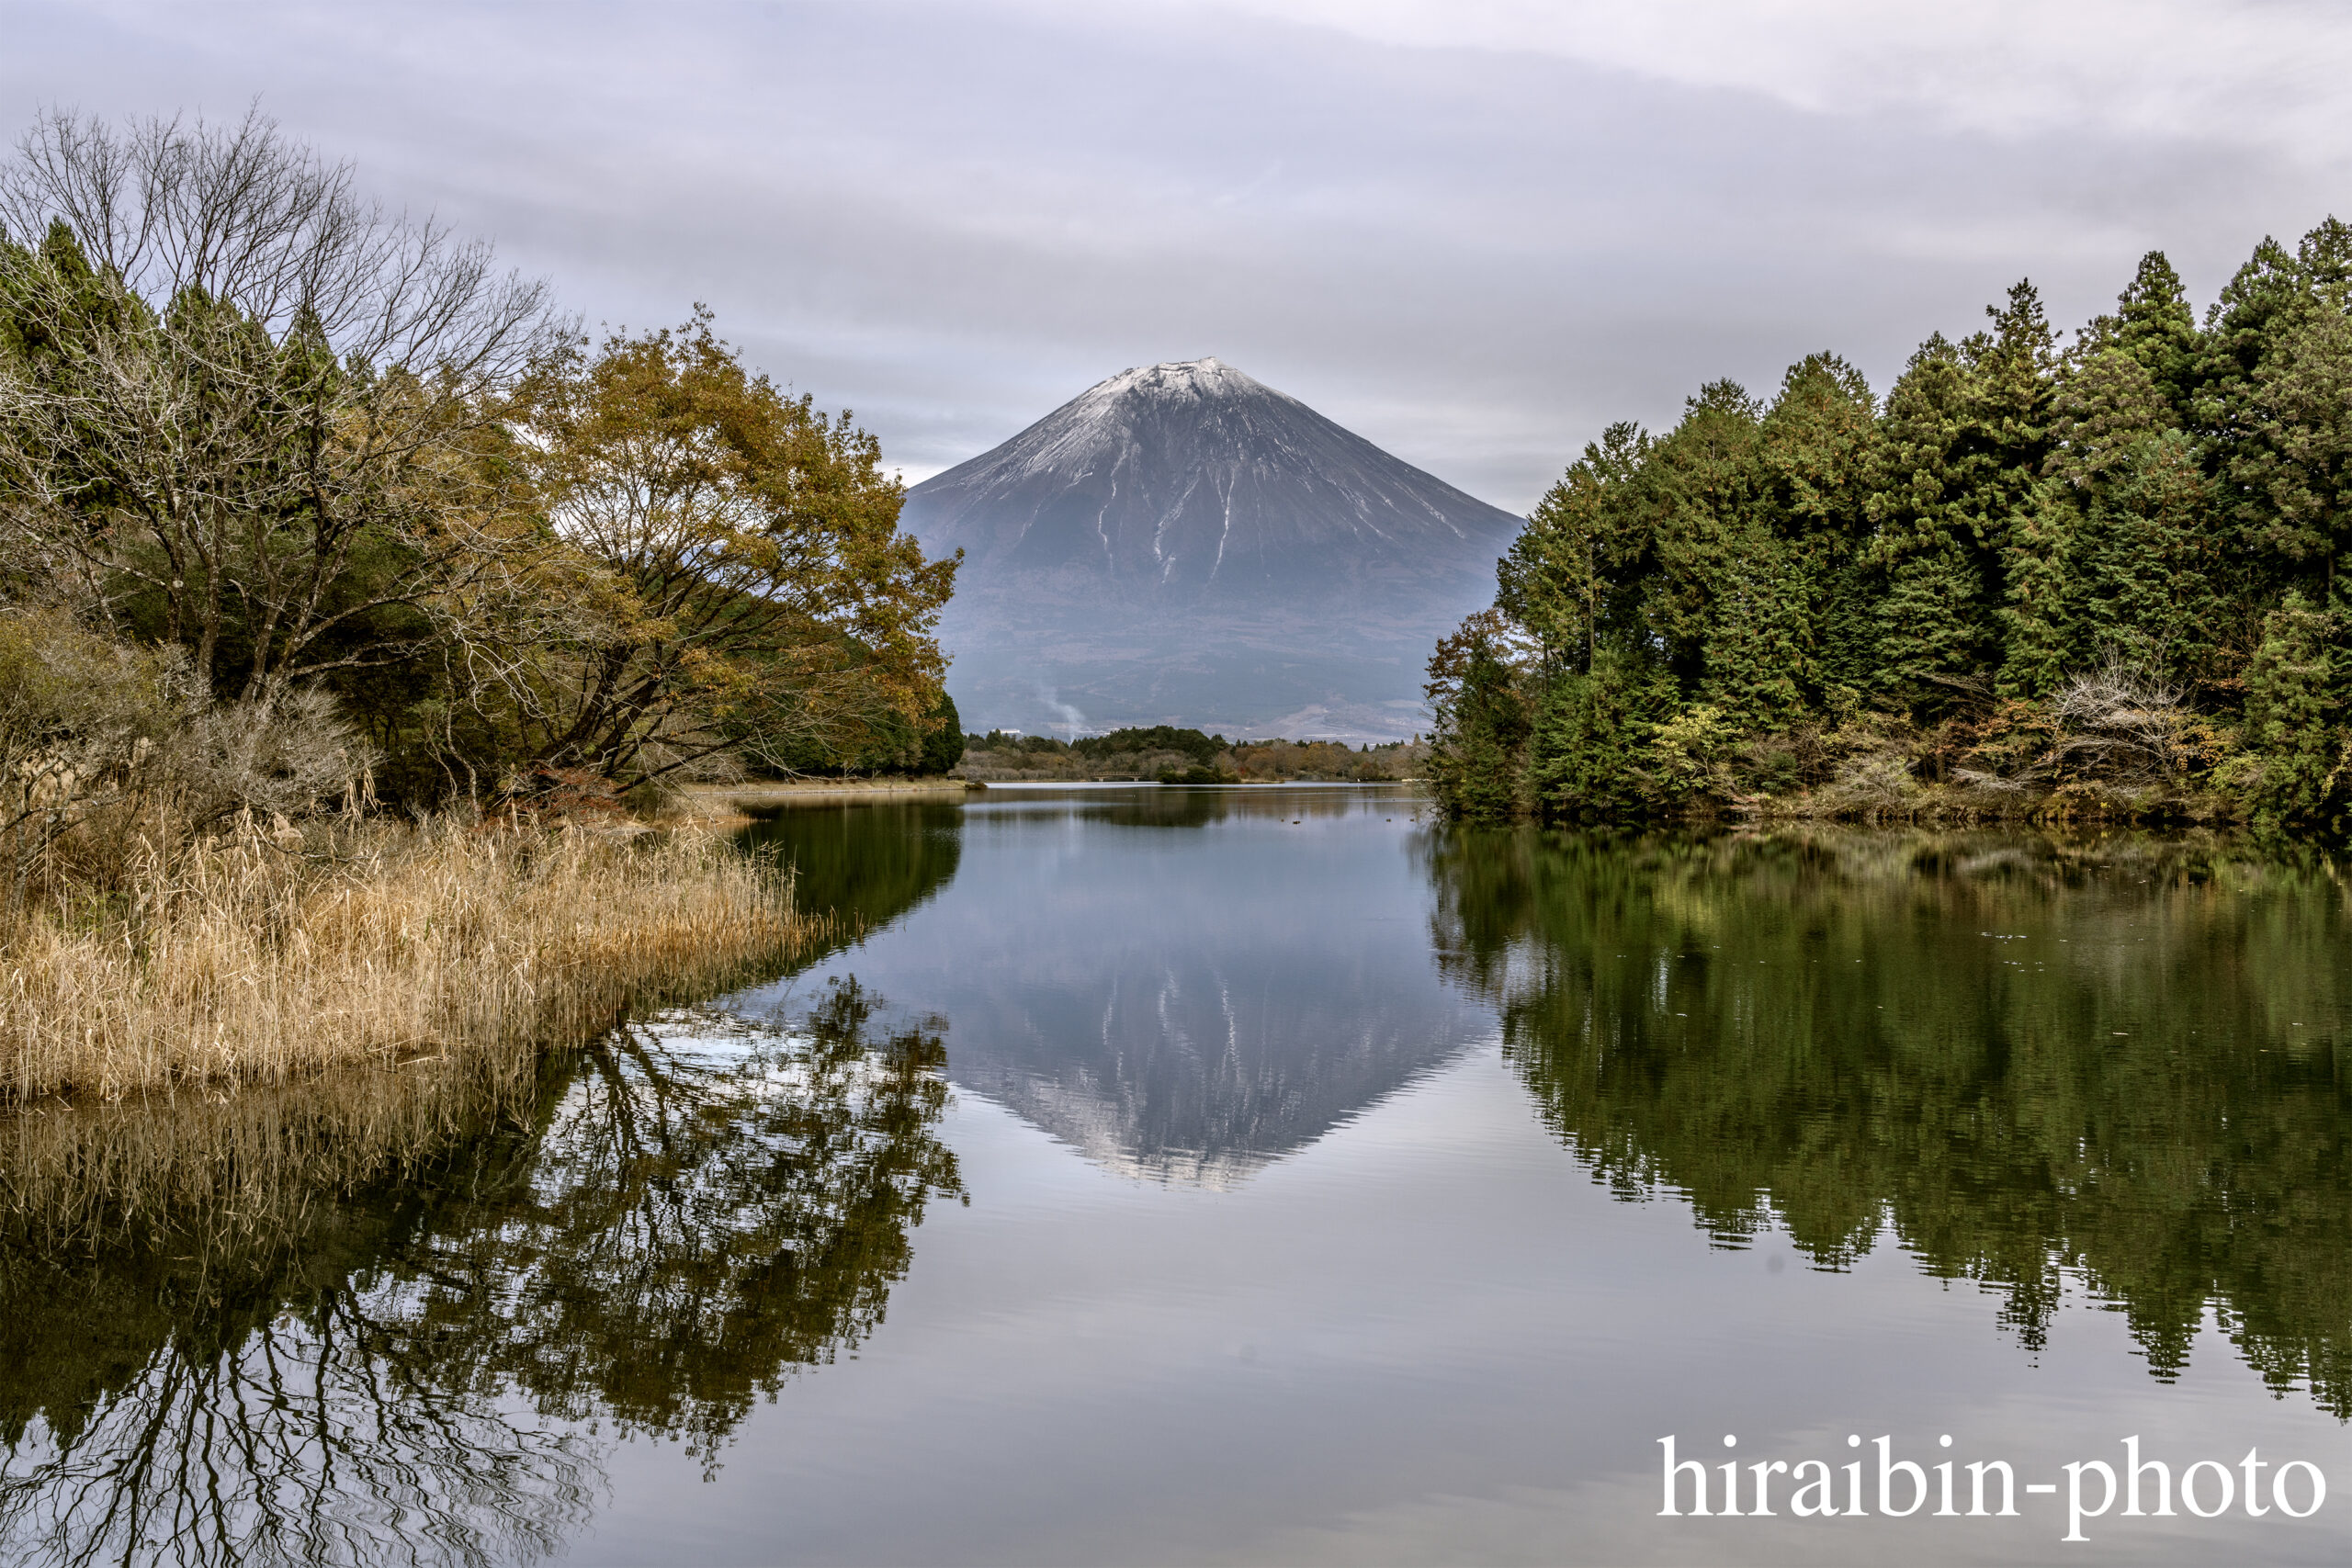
(1996, 479, 2079, 697)
(1867, 336, 1998, 700)
(1427, 613, 1532, 820)
(2001, 344, 2215, 693)
(1701, 523, 1809, 725)
(1639, 380, 1763, 687)
(2107, 250, 2201, 413)
(2073, 430, 2224, 678)
(2231, 289, 2352, 602)
(2243, 592, 2346, 832)
(2195, 232, 2307, 604)
(1755, 353, 1881, 697)
(1526, 652, 1652, 820)
(1498, 421, 1648, 675)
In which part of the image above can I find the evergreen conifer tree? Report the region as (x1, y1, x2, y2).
(2232, 288, 2352, 604)
(2243, 592, 2346, 832)
(2002, 344, 2215, 692)
(1701, 525, 1809, 724)
(1996, 479, 2079, 697)
(1868, 336, 1998, 700)
(1526, 652, 1651, 819)
(1870, 285, 2059, 705)
(2197, 234, 2308, 598)
(1639, 381, 1762, 687)
(2074, 430, 2223, 678)
(1756, 354, 1880, 695)
(2197, 236, 2302, 419)
(2107, 251, 2200, 413)
(1426, 612, 1531, 821)
(2297, 217, 2352, 303)
(1498, 422, 1647, 675)
(1427, 228, 2352, 840)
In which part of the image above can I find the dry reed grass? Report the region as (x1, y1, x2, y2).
(0, 1046, 523, 1253)
(0, 815, 813, 1105)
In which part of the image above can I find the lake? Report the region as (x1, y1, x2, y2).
(5, 784, 2350, 1564)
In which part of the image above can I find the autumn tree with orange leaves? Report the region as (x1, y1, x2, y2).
(459, 311, 957, 789)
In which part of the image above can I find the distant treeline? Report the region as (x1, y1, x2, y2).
(1430, 222, 2352, 839)
(956, 726, 1426, 784)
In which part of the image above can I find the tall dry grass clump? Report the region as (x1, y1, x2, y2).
(0, 1044, 523, 1254)
(0, 815, 814, 1103)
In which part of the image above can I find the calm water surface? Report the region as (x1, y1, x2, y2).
(6, 785, 2352, 1565)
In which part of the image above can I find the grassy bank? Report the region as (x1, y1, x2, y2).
(0, 816, 813, 1104)
(679, 776, 982, 827)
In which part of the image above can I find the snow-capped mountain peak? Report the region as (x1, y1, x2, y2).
(898, 358, 1519, 739)
(906, 358, 1513, 595)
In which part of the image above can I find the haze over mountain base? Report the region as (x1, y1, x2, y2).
(938, 603, 1450, 741)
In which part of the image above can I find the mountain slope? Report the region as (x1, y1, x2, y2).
(901, 358, 1520, 739)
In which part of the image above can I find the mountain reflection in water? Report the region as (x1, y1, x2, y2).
(740, 787, 1487, 1186)
(1426, 825, 2352, 1413)
(0, 979, 960, 1568)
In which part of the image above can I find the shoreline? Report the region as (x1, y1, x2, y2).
(679, 775, 1430, 822)
(950, 770, 1430, 785)
(680, 777, 983, 824)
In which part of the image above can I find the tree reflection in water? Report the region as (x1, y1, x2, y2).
(0, 977, 961, 1567)
(1425, 826, 2352, 1415)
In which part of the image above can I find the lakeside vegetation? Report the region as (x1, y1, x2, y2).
(0, 109, 956, 1100)
(954, 725, 1427, 783)
(6, 814, 812, 1102)
(0, 109, 956, 812)
(1430, 223, 2352, 840)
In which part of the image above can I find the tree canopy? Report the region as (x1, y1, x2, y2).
(0, 108, 962, 815)
(1432, 229, 2352, 840)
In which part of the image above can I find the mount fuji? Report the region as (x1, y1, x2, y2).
(899, 358, 1520, 741)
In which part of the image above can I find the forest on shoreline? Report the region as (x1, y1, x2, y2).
(0, 107, 960, 852)
(1430, 223, 2352, 840)
(0, 109, 950, 1102)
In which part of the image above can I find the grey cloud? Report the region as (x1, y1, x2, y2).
(1252, 0, 2352, 151)
(3, 0, 2346, 509)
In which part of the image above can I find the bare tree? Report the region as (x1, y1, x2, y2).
(0, 107, 562, 704)
(2048, 652, 2192, 783)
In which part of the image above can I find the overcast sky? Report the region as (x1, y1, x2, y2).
(6, 0, 2350, 512)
